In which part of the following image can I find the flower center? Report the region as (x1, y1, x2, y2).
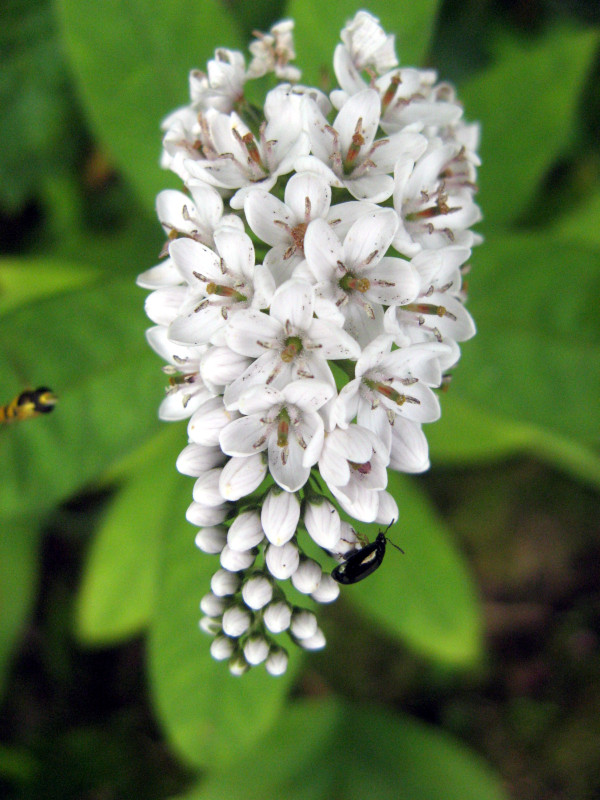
(339, 272, 370, 294)
(281, 336, 303, 363)
(276, 407, 290, 448)
(206, 282, 247, 303)
(342, 118, 366, 174)
(349, 460, 371, 475)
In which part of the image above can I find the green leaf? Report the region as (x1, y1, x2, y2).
(430, 394, 600, 490)
(289, 0, 440, 90)
(348, 472, 483, 667)
(179, 699, 507, 800)
(0, 516, 41, 700)
(0, 257, 98, 317)
(75, 426, 182, 645)
(0, 268, 163, 520)
(56, 0, 243, 209)
(0, 0, 78, 211)
(148, 478, 301, 769)
(460, 27, 599, 227)
(456, 232, 600, 447)
(555, 189, 600, 249)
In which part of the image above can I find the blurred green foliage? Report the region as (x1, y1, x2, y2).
(0, 0, 599, 798)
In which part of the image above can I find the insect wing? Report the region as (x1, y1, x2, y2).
(331, 534, 387, 585)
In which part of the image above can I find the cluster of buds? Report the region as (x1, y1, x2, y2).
(138, 11, 480, 675)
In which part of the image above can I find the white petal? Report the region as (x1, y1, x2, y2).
(282, 379, 334, 412)
(270, 279, 314, 331)
(225, 309, 282, 357)
(214, 228, 255, 282)
(169, 237, 221, 285)
(284, 172, 331, 220)
(344, 208, 398, 269)
(303, 218, 343, 281)
(334, 89, 380, 154)
(244, 191, 293, 246)
(219, 415, 268, 457)
(268, 435, 310, 492)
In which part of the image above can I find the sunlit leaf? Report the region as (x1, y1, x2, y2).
(57, 0, 243, 208)
(148, 477, 302, 769)
(460, 27, 599, 227)
(75, 427, 182, 644)
(347, 472, 483, 667)
(178, 699, 506, 800)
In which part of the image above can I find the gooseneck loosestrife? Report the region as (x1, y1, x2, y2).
(138, 11, 480, 676)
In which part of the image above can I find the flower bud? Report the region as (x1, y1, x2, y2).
(261, 489, 300, 545)
(220, 545, 257, 572)
(210, 635, 235, 661)
(243, 635, 270, 665)
(195, 526, 227, 554)
(227, 510, 264, 551)
(265, 647, 289, 676)
(242, 575, 273, 609)
(222, 605, 252, 637)
(290, 609, 318, 640)
(265, 541, 299, 579)
(211, 568, 241, 596)
(263, 601, 292, 633)
(291, 558, 322, 594)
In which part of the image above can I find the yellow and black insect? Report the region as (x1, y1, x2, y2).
(0, 387, 58, 425)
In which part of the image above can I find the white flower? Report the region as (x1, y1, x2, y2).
(318, 425, 390, 522)
(223, 279, 360, 408)
(248, 20, 301, 81)
(297, 89, 426, 202)
(220, 380, 334, 492)
(243, 173, 332, 285)
(392, 141, 482, 256)
(303, 210, 419, 346)
(183, 107, 310, 208)
(384, 247, 476, 348)
(339, 11, 398, 76)
(336, 335, 450, 438)
(167, 228, 275, 346)
(189, 48, 247, 113)
(145, 326, 213, 420)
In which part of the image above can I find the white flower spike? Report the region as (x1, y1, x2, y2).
(139, 10, 481, 674)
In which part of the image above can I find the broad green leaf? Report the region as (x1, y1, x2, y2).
(348, 472, 482, 667)
(75, 426, 182, 644)
(179, 699, 507, 800)
(0, 516, 41, 700)
(0, 269, 163, 520)
(290, 0, 440, 90)
(56, 0, 243, 209)
(430, 393, 600, 490)
(148, 478, 301, 769)
(0, 0, 78, 212)
(555, 189, 600, 249)
(460, 27, 599, 227)
(0, 258, 98, 317)
(456, 232, 600, 447)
